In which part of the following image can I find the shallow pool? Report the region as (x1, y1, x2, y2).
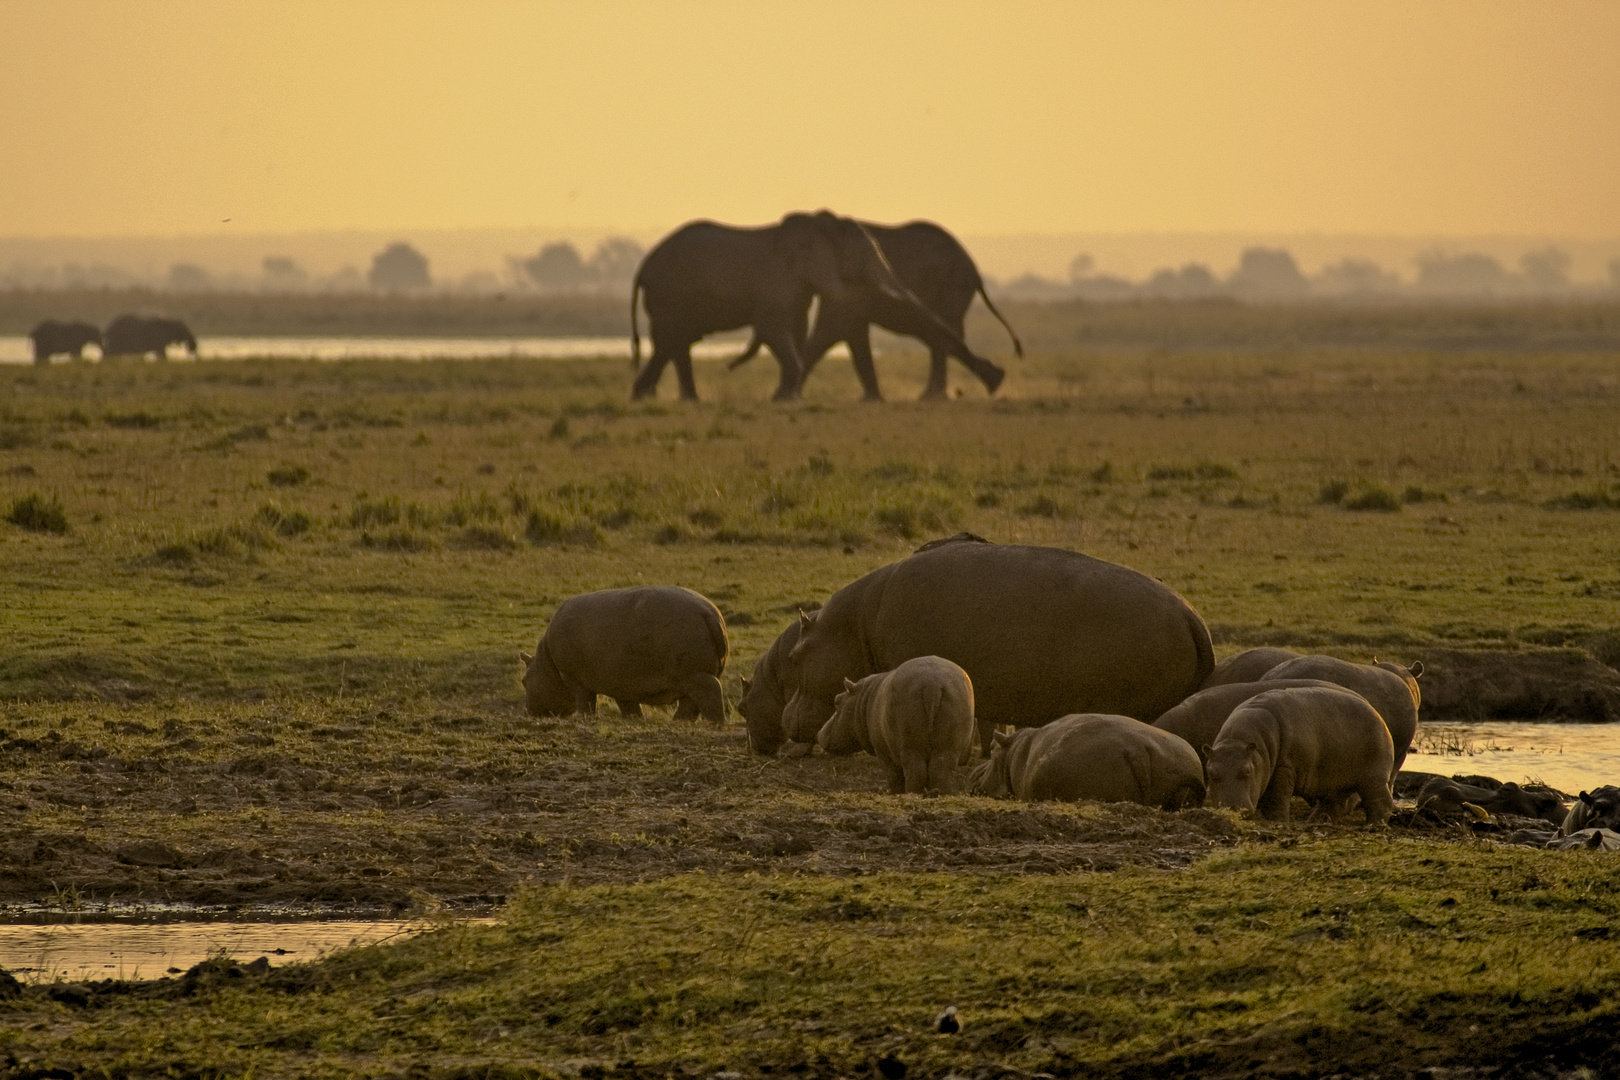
(1407, 721, 1620, 795)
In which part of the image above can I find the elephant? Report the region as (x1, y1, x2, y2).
(29, 320, 101, 364)
(102, 314, 197, 359)
(726, 219, 1022, 401)
(629, 211, 973, 402)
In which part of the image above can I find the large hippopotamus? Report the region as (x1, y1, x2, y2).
(781, 538, 1214, 748)
(1153, 678, 1345, 763)
(1559, 786, 1620, 836)
(521, 586, 728, 724)
(1260, 655, 1422, 774)
(1205, 686, 1396, 825)
(1200, 647, 1299, 690)
(970, 714, 1205, 809)
(816, 655, 976, 794)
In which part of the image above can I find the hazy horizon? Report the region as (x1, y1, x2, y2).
(4, 2, 1619, 245)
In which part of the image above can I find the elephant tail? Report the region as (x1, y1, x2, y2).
(977, 284, 1024, 358)
(629, 277, 643, 370)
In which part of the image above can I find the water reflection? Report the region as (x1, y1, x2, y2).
(1408, 722, 1620, 795)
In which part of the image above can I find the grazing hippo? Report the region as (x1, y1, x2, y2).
(1416, 777, 1567, 826)
(1205, 686, 1396, 825)
(782, 539, 1214, 750)
(1559, 786, 1620, 836)
(1200, 647, 1299, 690)
(737, 614, 813, 756)
(1260, 655, 1422, 774)
(969, 714, 1205, 810)
(1153, 678, 1345, 763)
(521, 586, 728, 723)
(816, 655, 976, 794)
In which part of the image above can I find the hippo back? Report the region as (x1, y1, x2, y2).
(1002, 714, 1204, 809)
(544, 585, 727, 698)
(1153, 678, 1343, 762)
(786, 542, 1213, 740)
(1200, 647, 1299, 690)
(1260, 655, 1419, 772)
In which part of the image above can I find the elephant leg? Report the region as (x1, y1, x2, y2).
(615, 699, 643, 718)
(921, 348, 950, 400)
(631, 346, 672, 399)
(847, 327, 883, 401)
(756, 327, 804, 402)
(946, 339, 1004, 395)
(672, 345, 699, 401)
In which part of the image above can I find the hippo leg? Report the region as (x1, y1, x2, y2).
(615, 699, 643, 718)
(673, 698, 697, 720)
(678, 673, 726, 727)
(884, 762, 907, 794)
(900, 751, 932, 795)
(927, 749, 961, 795)
(1259, 768, 1296, 821)
(1358, 778, 1396, 826)
(571, 687, 597, 716)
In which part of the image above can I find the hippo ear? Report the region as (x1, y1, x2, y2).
(740, 676, 751, 693)
(1582, 791, 1594, 805)
(520, 652, 534, 667)
(992, 730, 1012, 748)
(1201, 743, 1213, 760)
(843, 677, 858, 692)
(798, 608, 816, 631)
(1408, 660, 1424, 678)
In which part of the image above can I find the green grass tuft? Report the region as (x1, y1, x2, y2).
(6, 491, 68, 534)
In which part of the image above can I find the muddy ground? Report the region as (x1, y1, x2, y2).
(0, 699, 1570, 913)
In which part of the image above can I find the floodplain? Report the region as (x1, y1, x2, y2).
(2, 298, 1619, 1077)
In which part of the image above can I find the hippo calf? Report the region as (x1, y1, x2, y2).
(522, 586, 728, 723)
(1559, 786, 1620, 836)
(970, 714, 1205, 810)
(1153, 678, 1344, 764)
(816, 655, 975, 795)
(1200, 647, 1300, 690)
(1205, 686, 1396, 825)
(1261, 655, 1422, 774)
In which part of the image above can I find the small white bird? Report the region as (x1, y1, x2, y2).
(933, 1005, 961, 1034)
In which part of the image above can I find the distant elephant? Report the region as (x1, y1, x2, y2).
(629, 211, 971, 402)
(727, 219, 1022, 401)
(29, 320, 102, 364)
(102, 314, 197, 359)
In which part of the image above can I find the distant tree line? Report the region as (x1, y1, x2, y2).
(996, 246, 1620, 301)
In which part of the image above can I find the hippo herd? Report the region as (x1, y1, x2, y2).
(519, 533, 1620, 849)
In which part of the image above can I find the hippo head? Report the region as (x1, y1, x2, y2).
(968, 731, 1015, 796)
(1204, 740, 1267, 812)
(519, 644, 573, 717)
(1570, 786, 1620, 833)
(738, 675, 785, 756)
(816, 678, 867, 755)
(1375, 659, 1423, 714)
(783, 608, 867, 741)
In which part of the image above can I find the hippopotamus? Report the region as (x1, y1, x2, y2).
(1559, 786, 1620, 836)
(521, 586, 728, 723)
(969, 714, 1205, 809)
(1415, 777, 1567, 826)
(1205, 686, 1396, 825)
(1200, 647, 1299, 690)
(1547, 828, 1620, 851)
(1153, 678, 1345, 763)
(816, 655, 976, 794)
(737, 615, 813, 756)
(1260, 655, 1422, 774)
(782, 539, 1213, 751)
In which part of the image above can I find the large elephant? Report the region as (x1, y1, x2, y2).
(29, 320, 102, 364)
(103, 314, 197, 359)
(781, 536, 1214, 753)
(629, 211, 970, 402)
(727, 219, 1022, 401)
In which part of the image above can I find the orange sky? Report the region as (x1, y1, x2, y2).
(3, 1, 1618, 239)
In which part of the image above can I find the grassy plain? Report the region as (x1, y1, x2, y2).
(2, 300, 1620, 1076)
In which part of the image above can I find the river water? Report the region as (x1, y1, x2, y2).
(0, 335, 849, 364)
(1406, 721, 1620, 796)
